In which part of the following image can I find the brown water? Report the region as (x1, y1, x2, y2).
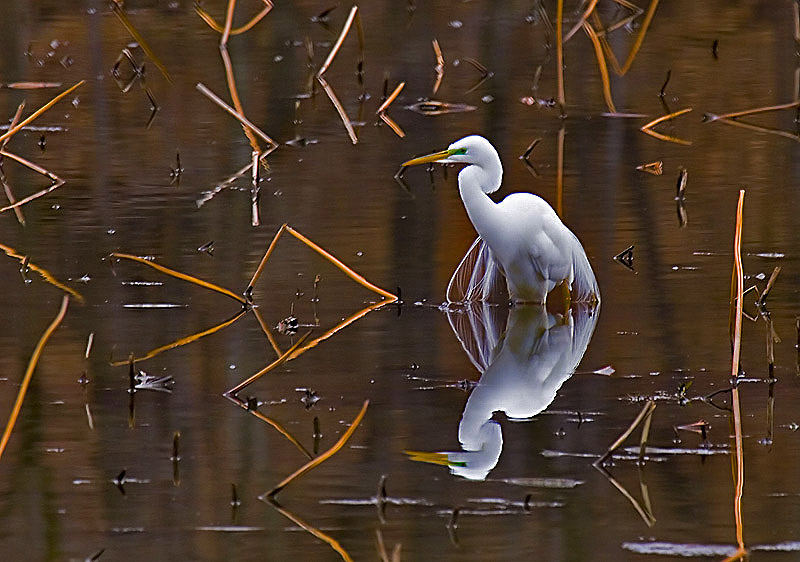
(1, 1, 800, 560)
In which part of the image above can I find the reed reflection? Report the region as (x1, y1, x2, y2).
(409, 303, 599, 480)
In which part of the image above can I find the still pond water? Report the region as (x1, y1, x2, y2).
(1, 1, 800, 560)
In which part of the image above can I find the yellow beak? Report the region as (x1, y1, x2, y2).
(402, 148, 455, 167)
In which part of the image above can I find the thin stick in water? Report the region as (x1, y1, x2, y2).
(263, 400, 369, 497)
(0, 296, 69, 460)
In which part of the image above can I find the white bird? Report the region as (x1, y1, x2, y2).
(403, 135, 599, 305)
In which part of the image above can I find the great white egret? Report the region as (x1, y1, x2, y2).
(403, 135, 599, 305)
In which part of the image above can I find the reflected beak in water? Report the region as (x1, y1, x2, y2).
(404, 449, 466, 468)
(402, 149, 456, 167)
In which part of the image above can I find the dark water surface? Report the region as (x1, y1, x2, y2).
(1, 1, 799, 560)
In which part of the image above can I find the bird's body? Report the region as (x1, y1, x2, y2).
(403, 135, 599, 305)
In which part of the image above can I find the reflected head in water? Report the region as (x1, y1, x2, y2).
(402, 135, 599, 305)
(407, 302, 599, 480)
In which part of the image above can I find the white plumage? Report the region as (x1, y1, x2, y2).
(403, 135, 599, 305)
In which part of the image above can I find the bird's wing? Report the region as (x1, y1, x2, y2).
(447, 236, 508, 304)
(568, 233, 600, 303)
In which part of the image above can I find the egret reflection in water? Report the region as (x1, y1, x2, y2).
(408, 303, 599, 480)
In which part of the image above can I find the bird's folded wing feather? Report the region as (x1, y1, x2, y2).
(447, 236, 508, 304)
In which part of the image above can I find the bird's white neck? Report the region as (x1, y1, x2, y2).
(458, 163, 504, 249)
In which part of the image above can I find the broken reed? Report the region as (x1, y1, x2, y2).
(0, 296, 69, 461)
(729, 189, 746, 559)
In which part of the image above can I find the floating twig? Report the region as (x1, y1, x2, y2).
(0, 295, 69, 461)
(636, 161, 663, 175)
(263, 400, 369, 497)
(0, 150, 65, 213)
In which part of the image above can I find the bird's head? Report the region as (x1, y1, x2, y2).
(402, 135, 502, 193)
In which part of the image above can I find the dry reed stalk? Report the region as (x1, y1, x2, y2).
(432, 39, 444, 94)
(794, 0, 800, 43)
(220, 46, 262, 152)
(287, 301, 389, 361)
(640, 107, 692, 145)
(0, 81, 85, 146)
(0, 242, 83, 301)
(705, 100, 800, 123)
(226, 332, 312, 396)
(0, 296, 69, 461)
(0, 150, 65, 202)
(377, 81, 406, 138)
(0, 102, 26, 225)
(582, 22, 617, 113)
(110, 309, 247, 366)
(314, 6, 361, 143)
(726, 190, 746, 560)
(555, 0, 566, 116)
(319, 6, 359, 75)
(196, 83, 278, 152)
(564, 0, 599, 42)
(318, 77, 358, 144)
(251, 307, 283, 356)
(247, 224, 398, 302)
(250, 150, 261, 226)
(594, 400, 656, 467)
(376, 81, 405, 114)
(111, 252, 247, 304)
(110, 1, 171, 82)
(195, 0, 273, 36)
(636, 161, 663, 175)
(0, 102, 24, 151)
(264, 399, 369, 497)
(266, 499, 354, 562)
(619, 0, 659, 74)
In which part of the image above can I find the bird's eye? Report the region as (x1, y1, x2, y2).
(453, 148, 467, 155)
